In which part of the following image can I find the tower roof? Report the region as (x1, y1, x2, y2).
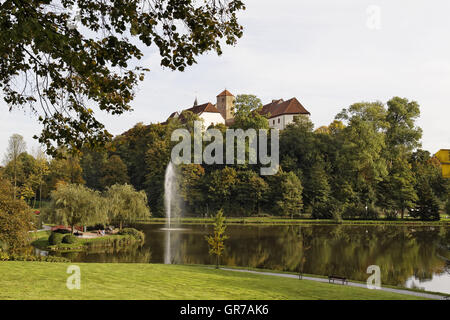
(217, 89, 234, 97)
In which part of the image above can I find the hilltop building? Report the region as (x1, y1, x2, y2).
(166, 89, 310, 130)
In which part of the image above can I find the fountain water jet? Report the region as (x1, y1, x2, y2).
(164, 162, 176, 230)
(162, 162, 187, 264)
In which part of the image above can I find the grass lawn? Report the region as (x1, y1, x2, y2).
(0, 262, 429, 300)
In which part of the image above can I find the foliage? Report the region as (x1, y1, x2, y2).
(104, 184, 151, 229)
(0, 174, 34, 248)
(1, 0, 245, 155)
(276, 172, 303, 218)
(206, 209, 228, 268)
(62, 234, 78, 244)
(0, 253, 70, 263)
(48, 232, 65, 245)
(231, 94, 269, 130)
(45, 183, 107, 232)
(118, 228, 145, 242)
(3, 134, 26, 199)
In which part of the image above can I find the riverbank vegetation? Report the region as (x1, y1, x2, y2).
(0, 262, 429, 300)
(1, 96, 449, 233)
(31, 228, 145, 252)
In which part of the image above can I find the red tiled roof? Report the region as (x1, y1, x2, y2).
(259, 98, 310, 118)
(217, 90, 234, 97)
(185, 102, 221, 114)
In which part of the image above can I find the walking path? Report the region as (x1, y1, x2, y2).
(220, 267, 448, 300)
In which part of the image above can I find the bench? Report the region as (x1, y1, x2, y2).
(328, 275, 348, 285)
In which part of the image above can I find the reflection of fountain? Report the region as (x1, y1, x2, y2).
(164, 229, 171, 264)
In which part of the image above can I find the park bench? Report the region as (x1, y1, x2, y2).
(328, 275, 348, 285)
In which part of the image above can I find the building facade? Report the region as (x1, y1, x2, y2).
(166, 90, 310, 130)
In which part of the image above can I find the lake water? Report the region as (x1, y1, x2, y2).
(46, 223, 450, 294)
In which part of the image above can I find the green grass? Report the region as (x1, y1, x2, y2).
(138, 216, 450, 226)
(0, 262, 431, 300)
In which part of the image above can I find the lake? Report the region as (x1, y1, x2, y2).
(45, 223, 450, 294)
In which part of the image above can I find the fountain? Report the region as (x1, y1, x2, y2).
(161, 162, 186, 264)
(164, 161, 176, 230)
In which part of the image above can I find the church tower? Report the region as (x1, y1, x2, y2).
(216, 89, 235, 125)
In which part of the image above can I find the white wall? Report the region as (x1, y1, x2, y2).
(200, 112, 225, 128)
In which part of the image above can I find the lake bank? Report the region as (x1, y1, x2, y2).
(138, 217, 450, 226)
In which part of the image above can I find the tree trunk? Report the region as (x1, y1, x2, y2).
(216, 255, 219, 269)
(120, 220, 123, 230)
(401, 208, 405, 220)
(71, 225, 74, 234)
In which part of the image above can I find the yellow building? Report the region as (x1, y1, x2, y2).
(435, 149, 450, 178)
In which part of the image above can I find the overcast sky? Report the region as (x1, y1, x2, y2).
(1, 0, 449, 158)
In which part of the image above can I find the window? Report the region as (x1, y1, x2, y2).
(278, 118, 280, 123)
(273, 120, 275, 125)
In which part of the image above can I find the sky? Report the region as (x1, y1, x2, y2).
(1, 0, 450, 158)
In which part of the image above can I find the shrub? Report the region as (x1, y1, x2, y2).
(3, 253, 70, 262)
(118, 228, 145, 242)
(48, 232, 65, 245)
(0, 252, 9, 261)
(53, 228, 71, 234)
(62, 234, 78, 244)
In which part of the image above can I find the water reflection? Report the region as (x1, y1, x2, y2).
(48, 223, 449, 294)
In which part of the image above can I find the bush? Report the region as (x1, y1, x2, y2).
(0, 251, 9, 261)
(62, 234, 78, 244)
(53, 228, 71, 234)
(118, 228, 145, 242)
(48, 232, 65, 245)
(87, 224, 105, 231)
(2, 253, 70, 262)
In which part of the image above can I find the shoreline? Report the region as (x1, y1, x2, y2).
(136, 217, 450, 226)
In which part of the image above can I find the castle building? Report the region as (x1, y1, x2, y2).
(260, 98, 311, 130)
(166, 89, 310, 130)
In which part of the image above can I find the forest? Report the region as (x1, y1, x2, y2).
(1, 95, 449, 221)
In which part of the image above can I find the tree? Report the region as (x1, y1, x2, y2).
(46, 184, 106, 233)
(3, 134, 26, 199)
(1, 0, 245, 155)
(335, 102, 389, 207)
(47, 154, 84, 190)
(385, 97, 422, 157)
(308, 159, 332, 219)
(234, 170, 268, 215)
(206, 167, 237, 213)
(99, 155, 130, 189)
(446, 198, 450, 216)
(231, 94, 269, 130)
(413, 180, 440, 221)
(33, 148, 50, 210)
(179, 164, 205, 214)
(0, 173, 34, 249)
(104, 183, 151, 230)
(378, 158, 417, 219)
(276, 172, 303, 218)
(205, 209, 228, 269)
